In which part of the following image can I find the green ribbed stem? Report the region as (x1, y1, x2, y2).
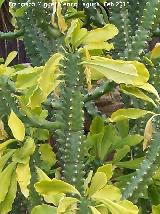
(127, 0, 160, 60)
(0, 30, 24, 40)
(122, 132, 160, 202)
(56, 52, 86, 194)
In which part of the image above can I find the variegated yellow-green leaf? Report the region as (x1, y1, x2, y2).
(8, 111, 25, 141)
(113, 145, 130, 163)
(31, 205, 57, 214)
(65, 20, 118, 50)
(82, 57, 138, 84)
(138, 83, 159, 99)
(82, 57, 149, 86)
(36, 166, 51, 181)
(5, 51, 17, 66)
(57, 1, 68, 33)
(0, 162, 16, 203)
(84, 42, 114, 51)
(28, 53, 63, 109)
(39, 144, 56, 168)
(0, 0, 5, 7)
(57, 197, 78, 213)
(0, 139, 17, 151)
(120, 85, 156, 106)
(82, 24, 118, 50)
(12, 137, 35, 164)
(97, 164, 113, 181)
(39, 53, 63, 95)
(0, 171, 17, 214)
(44, 193, 65, 207)
(90, 206, 102, 214)
(65, 19, 87, 48)
(143, 115, 159, 150)
(96, 205, 109, 214)
(35, 179, 81, 196)
(93, 198, 138, 214)
(16, 163, 31, 197)
(16, 67, 42, 90)
(28, 87, 45, 109)
(87, 172, 107, 197)
(0, 150, 15, 173)
(110, 108, 154, 122)
(92, 185, 121, 202)
(35, 167, 62, 205)
(82, 24, 118, 44)
(152, 204, 160, 214)
(0, 120, 7, 140)
(84, 170, 93, 193)
(130, 60, 149, 85)
(151, 43, 160, 59)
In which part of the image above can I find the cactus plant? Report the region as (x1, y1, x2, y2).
(0, 0, 160, 213)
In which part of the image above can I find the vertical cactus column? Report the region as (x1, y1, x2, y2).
(55, 51, 86, 194)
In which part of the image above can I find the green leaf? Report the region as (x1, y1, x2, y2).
(82, 24, 118, 44)
(38, 53, 63, 96)
(84, 170, 93, 193)
(32, 128, 49, 141)
(116, 119, 129, 138)
(65, 20, 118, 50)
(99, 125, 120, 161)
(16, 163, 31, 197)
(152, 204, 160, 214)
(113, 146, 130, 163)
(65, 19, 87, 48)
(39, 144, 56, 168)
(0, 150, 15, 173)
(92, 185, 121, 202)
(96, 205, 108, 214)
(120, 85, 156, 106)
(82, 57, 149, 86)
(0, 162, 16, 202)
(12, 137, 35, 164)
(96, 199, 138, 214)
(4, 51, 17, 66)
(90, 117, 104, 134)
(113, 135, 143, 149)
(87, 172, 107, 197)
(57, 197, 78, 213)
(116, 157, 144, 169)
(138, 83, 159, 99)
(0, 139, 17, 151)
(82, 24, 118, 50)
(8, 110, 25, 141)
(82, 57, 138, 84)
(0, 171, 17, 214)
(0, 0, 5, 7)
(90, 206, 102, 214)
(16, 67, 42, 90)
(36, 166, 51, 181)
(110, 108, 154, 122)
(97, 164, 113, 181)
(31, 205, 57, 214)
(35, 179, 81, 196)
(151, 43, 160, 59)
(36, 167, 64, 206)
(0, 120, 8, 140)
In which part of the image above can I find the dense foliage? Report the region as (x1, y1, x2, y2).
(0, 0, 160, 213)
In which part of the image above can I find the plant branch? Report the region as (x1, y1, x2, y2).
(0, 29, 24, 40)
(84, 81, 116, 102)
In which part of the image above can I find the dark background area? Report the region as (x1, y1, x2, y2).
(0, 0, 28, 64)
